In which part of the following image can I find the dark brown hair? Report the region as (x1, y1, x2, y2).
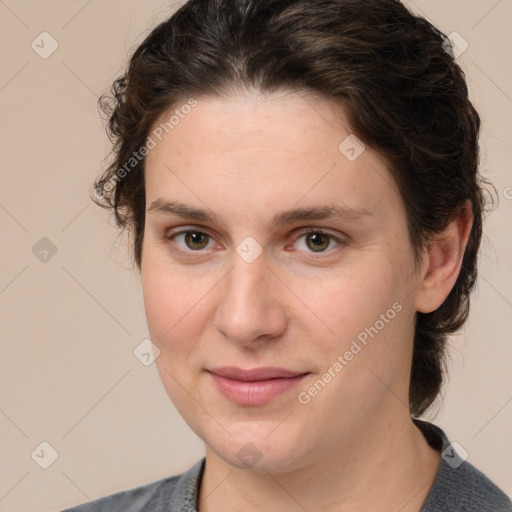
(94, 0, 488, 417)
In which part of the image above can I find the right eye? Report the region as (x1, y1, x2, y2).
(166, 229, 216, 251)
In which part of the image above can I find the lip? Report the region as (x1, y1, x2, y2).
(208, 366, 309, 406)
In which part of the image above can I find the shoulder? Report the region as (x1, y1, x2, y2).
(60, 475, 180, 512)
(424, 457, 512, 511)
(416, 421, 512, 512)
(60, 458, 205, 512)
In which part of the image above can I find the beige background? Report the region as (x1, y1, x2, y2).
(0, 1, 511, 510)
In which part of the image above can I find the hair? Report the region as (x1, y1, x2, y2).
(94, 0, 489, 417)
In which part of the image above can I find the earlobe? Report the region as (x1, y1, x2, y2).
(414, 202, 473, 314)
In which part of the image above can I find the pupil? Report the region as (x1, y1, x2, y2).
(307, 233, 329, 252)
(186, 232, 208, 249)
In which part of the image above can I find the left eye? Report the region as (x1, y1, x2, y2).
(293, 231, 341, 253)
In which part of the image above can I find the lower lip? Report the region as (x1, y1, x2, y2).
(209, 372, 308, 406)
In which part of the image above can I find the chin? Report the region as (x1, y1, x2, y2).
(207, 424, 309, 473)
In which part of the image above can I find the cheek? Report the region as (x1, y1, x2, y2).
(301, 274, 411, 416)
(301, 255, 413, 403)
(141, 254, 222, 368)
(302, 261, 400, 342)
(143, 265, 206, 406)
(142, 259, 195, 348)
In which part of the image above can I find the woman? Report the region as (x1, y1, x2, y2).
(63, 0, 511, 510)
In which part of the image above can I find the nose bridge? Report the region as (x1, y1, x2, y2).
(222, 230, 271, 306)
(214, 249, 286, 344)
(227, 251, 269, 310)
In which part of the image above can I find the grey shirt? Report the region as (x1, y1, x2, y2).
(61, 421, 511, 511)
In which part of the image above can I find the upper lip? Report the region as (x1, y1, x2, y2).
(208, 366, 308, 381)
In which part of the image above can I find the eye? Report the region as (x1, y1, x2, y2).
(293, 230, 342, 253)
(167, 229, 216, 251)
(165, 227, 344, 255)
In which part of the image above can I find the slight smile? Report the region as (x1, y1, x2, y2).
(208, 367, 310, 406)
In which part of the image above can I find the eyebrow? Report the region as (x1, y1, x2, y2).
(147, 198, 372, 227)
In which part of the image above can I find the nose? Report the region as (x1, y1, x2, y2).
(213, 253, 287, 348)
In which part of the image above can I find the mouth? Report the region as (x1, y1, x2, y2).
(207, 366, 309, 406)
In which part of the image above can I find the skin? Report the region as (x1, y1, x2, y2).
(141, 89, 473, 511)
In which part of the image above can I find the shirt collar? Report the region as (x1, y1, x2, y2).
(168, 457, 205, 512)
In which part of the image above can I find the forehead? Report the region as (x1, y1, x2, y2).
(149, 90, 350, 160)
(144, 91, 398, 222)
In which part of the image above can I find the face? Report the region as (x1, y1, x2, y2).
(141, 90, 422, 472)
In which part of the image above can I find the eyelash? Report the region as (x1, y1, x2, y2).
(164, 227, 346, 256)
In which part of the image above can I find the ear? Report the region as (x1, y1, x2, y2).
(414, 202, 474, 314)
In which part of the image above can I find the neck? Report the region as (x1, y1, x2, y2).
(198, 408, 440, 512)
